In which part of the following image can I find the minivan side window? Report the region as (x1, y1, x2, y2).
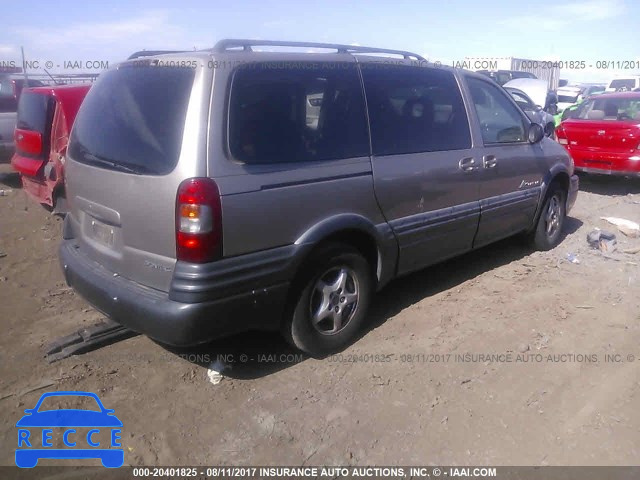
(360, 65, 471, 156)
(466, 77, 526, 144)
(228, 62, 369, 164)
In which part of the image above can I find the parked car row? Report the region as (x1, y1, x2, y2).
(49, 39, 578, 356)
(10, 39, 640, 354)
(11, 84, 90, 208)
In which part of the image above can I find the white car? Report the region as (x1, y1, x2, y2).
(557, 84, 605, 112)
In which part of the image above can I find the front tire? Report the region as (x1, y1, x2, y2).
(283, 243, 373, 357)
(529, 184, 566, 250)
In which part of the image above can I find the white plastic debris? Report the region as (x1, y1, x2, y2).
(206, 359, 227, 385)
(566, 253, 580, 264)
(600, 217, 640, 238)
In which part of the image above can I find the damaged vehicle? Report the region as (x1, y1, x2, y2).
(11, 84, 91, 209)
(59, 40, 578, 356)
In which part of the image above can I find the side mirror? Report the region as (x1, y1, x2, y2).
(528, 123, 545, 144)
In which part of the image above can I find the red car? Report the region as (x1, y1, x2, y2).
(556, 92, 640, 176)
(11, 84, 90, 208)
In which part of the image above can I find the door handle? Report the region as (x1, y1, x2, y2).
(483, 155, 498, 169)
(458, 157, 478, 172)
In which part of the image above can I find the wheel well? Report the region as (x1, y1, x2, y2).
(302, 229, 379, 283)
(550, 172, 569, 195)
(528, 172, 570, 232)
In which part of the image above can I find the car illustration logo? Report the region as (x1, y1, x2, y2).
(597, 130, 606, 135)
(15, 391, 123, 468)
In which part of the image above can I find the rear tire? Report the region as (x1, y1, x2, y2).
(283, 243, 373, 357)
(529, 183, 566, 251)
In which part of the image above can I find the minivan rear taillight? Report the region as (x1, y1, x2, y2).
(176, 178, 222, 263)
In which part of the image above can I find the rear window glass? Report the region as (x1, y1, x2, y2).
(69, 65, 194, 175)
(16, 92, 51, 133)
(228, 62, 369, 164)
(577, 97, 640, 121)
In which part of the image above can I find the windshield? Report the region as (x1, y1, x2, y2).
(68, 65, 195, 175)
(577, 96, 640, 121)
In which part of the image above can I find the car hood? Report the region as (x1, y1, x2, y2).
(16, 410, 123, 427)
(504, 78, 549, 108)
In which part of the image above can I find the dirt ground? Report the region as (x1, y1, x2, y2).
(1, 163, 639, 468)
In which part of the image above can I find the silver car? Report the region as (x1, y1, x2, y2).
(504, 86, 556, 137)
(60, 40, 579, 356)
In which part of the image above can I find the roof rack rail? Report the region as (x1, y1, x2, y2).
(213, 39, 425, 61)
(127, 50, 188, 60)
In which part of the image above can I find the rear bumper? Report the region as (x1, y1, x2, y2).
(59, 240, 295, 346)
(567, 174, 579, 214)
(569, 148, 640, 176)
(575, 166, 640, 177)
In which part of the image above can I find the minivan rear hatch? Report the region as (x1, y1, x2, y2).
(65, 59, 208, 292)
(11, 90, 55, 176)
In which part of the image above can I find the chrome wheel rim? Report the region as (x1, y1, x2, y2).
(545, 194, 562, 239)
(309, 266, 359, 335)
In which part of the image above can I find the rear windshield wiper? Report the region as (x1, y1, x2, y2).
(83, 153, 146, 175)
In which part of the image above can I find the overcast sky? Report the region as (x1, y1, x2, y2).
(1, 0, 638, 83)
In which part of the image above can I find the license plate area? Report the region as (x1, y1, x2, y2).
(89, 218, 115, 248)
